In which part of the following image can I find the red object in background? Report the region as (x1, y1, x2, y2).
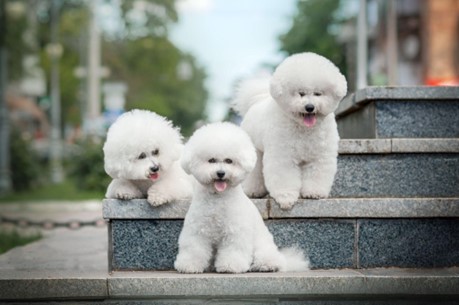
(425, 77, 459, 86)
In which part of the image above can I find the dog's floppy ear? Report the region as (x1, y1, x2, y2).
(169, 143, 183, 162)
(180, 147, 192, 175)
(333, 72, 348, 100)
(239, 147, 257, 173)
(104, 157, 122, 179)
(269, 78, 283, 100)
(103, 142, 122, 178)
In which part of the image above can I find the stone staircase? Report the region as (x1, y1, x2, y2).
(96, 87, 459, 302)
(1, 86, 458, 304)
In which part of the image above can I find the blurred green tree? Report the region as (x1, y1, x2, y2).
(279, 0, 346, 73)
(103, 0, 208, 135)
(6, 0, 207, 136)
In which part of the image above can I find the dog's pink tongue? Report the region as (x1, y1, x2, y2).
(149, 173, 159, 181)
(214, 181, 227, 192)
(303, 114, 317, 127)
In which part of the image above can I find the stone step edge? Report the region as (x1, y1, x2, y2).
(338, 138, 459, 154)
(335, 86, 459, 118)
(109, 269, 459, 298)
(102, 197, 459, 220)
(2, 268, 458, 300)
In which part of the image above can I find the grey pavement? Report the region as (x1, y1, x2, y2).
(1, 200, 459, 302)
(0, 200, 108, 275)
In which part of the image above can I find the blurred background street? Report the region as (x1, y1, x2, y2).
(0, 0, 458, 254)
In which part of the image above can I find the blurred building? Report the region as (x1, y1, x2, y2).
(342, 0, 459, 89)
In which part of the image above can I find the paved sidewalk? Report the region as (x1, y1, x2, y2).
(1, 201, 459, 302)
(0, 200, 108, 275)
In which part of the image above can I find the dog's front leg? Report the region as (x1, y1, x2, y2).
(175, 233, 212, 273)
(215, 234, 252, 273)
(242, 149, 267, 198)
(263, 151, 301, 210)
(106, 179, 143, 200)
(147, 164, 193, 207)
(301, 155, 337, 199)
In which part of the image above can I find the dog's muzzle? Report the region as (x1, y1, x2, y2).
(148, 164, 160, 181)
(299, 105, 317, 128)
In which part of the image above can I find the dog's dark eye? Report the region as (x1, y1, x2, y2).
(138, 152, 146, 160)
(224, 158, 233, 164)
(152, 149, 159, 156)
(208, 158, 217, 163)
(299, 91, 306, 97)
(313, 92, 322, 96)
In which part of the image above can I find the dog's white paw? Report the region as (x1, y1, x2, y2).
(271, 191, 299, 210)
(251, 260, 280, 272)
(174, 261, 205, 274)
(116, 192, 139, 200)
(301, 193, 328, 199)
(147, 193, 170, 207)
(301, 189, 329, 199)
(243, 181, 268, 198)
(215, 255, 251, 273)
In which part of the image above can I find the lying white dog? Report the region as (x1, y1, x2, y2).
(103, 109, 192, 206)
(232, 52, 347, 209)
(174, 122, 309, 273)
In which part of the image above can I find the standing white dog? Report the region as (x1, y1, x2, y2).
(174, 122, 309, 273)
(232, 52, 347, 210)
(103, 109, 192, 206)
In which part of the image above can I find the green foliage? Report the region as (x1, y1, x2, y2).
(104, 37, 208, 136)
(6, 0, 208, 138)
(4, 1, 30, 81)
(118, 0, 178, 38)
(0, 230, 42, 255)
(280, 0, 346, 73)
(0, 180, 104, 202)
(68, 140, 110, 193)
(9, 128, 43, 192)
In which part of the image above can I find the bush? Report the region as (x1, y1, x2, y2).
(0, 230, 42, 254)
(68, 139, 111, 193)
(9, 128, 44, 191)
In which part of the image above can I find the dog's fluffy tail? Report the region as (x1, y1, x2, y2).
(231, 77, 271, 116)
(279, 247, 310, 272)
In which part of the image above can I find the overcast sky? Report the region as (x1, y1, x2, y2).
(170, 0, 297, 121)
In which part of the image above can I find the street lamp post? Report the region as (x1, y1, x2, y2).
(48, 0, 64, 183)
(356, 0, 368, 90)
(0, 0, 12, 194)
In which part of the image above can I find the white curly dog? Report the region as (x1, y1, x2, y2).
(103, 109, 193, 206)
(174, 122, 309, 273)
(232, 52, 347, 210)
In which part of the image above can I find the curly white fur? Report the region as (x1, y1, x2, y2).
(174, 122, 309, 273)
(103, 109, 193, 206)
(232, 52, 347, 210)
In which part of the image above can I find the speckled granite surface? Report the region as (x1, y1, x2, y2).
(109, 217, 459, 271)
(336, 86, 459, 139)
(331, 153, 459, 197)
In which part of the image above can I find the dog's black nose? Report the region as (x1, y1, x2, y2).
(305, 104, 315, 113)
(216, 170, 225, 179)
(150, 165, 159, 173)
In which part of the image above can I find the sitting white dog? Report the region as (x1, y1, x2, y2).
(232, 52, 347, 209)
(174, 122, 309, 273)
(103, 109, 192, 206)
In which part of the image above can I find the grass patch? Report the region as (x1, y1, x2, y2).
(0, 180, 104, 203)
(0, 230, 42, 254)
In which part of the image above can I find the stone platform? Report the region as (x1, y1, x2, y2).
(104, 138, 459, 272)
(335, 86, 459, 139)
(104, 198, 459, 271)
(332, 138, 459, 197)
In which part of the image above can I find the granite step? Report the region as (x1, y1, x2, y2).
(103, 197, 459, 271)
(2, 268, 459, 303)
(335, 86, 459, 139)
(333, 138, 459, 197)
